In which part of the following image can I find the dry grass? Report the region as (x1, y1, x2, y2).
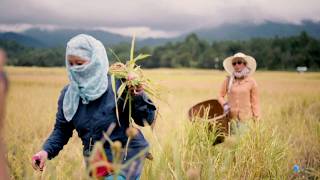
(3, 67, 320, 179)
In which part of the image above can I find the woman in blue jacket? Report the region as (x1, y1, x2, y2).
(31, 34, 156, 180)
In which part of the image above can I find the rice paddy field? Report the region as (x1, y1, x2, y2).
(3, 67, 320, 179)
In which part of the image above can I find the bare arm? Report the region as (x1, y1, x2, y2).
(250, 80, 260, 119)
(218, 78, 228, 106)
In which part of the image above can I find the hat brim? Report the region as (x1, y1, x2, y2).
(223, 55, 257, 75)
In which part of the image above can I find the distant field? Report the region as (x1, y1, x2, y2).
(4, 67, 320, 179)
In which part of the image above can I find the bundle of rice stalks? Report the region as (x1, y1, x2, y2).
(108, 35, 159, 127)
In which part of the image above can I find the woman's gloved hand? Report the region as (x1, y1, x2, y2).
(223, 102, 230, 114)
(31, 150, 48, 171)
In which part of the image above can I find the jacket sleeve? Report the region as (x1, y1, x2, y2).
(42, 86, 75, 159)
(115, 79, 157, 127)
(132, 92, 157, 126)
(250, 80, 260, 119)
(218, 78, 228, 106)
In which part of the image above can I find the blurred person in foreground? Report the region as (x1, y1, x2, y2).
(218, 52, 260, 134)
(0, 48, 9, 179)
(31, 34, 156, 180)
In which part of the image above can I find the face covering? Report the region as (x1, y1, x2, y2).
(63, 34, 109, 121)
(233, 66, 250, 79)
(227, 66, 251, 94)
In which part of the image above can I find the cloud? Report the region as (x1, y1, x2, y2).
(0, 0, 319, 37)
(96, 26, 180, 38)
(0, 24, 180, 38)
(0, 24, 60, 33)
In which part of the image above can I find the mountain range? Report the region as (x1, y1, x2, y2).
(0, 20, 319, 48)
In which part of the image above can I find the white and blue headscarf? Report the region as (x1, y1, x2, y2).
(63, 34, 109, 121)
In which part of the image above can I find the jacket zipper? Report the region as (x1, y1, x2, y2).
(89, 137, 93, 154)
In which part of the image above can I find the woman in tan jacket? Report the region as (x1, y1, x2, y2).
(218, 52, 260, 124)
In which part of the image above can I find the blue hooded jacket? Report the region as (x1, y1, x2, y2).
(43, 76, 156, 161)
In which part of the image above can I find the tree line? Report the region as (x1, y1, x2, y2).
(1, 31, 320, 70)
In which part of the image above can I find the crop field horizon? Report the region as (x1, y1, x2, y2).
(3, 67, 320, 179)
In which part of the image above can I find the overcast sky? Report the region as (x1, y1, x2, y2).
(0, 0, 320, 38)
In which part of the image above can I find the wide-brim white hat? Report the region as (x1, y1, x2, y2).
(223, 52, 257, 75)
